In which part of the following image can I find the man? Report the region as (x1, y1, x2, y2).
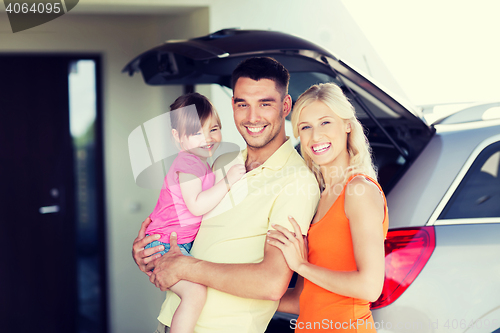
(133, 57, 320, 333)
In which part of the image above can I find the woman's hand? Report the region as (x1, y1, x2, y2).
(267, 216, 309, 273)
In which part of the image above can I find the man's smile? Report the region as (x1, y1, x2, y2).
(245, 125, 267, 135)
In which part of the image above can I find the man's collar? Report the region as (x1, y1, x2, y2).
(241, 137, 294, 172)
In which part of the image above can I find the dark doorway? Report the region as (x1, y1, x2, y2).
(0, 55, 107, 333)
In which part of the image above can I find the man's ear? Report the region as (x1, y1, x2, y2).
(282, 94, 292, 117)
(172, 129, 180, 143)
(231, 96, 236, 111)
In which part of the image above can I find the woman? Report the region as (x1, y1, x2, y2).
(267, 83, 388, 332)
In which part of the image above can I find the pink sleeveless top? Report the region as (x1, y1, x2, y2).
(146, 151, 215, 244)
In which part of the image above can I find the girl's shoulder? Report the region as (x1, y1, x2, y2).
(175, 151, 203, 164)
(172, 152, 209, 176)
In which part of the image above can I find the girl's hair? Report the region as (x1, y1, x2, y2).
(169, 92, 221, 138)
(291, 83, 377, 188)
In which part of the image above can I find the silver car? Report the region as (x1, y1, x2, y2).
(124, 29, 500, 333)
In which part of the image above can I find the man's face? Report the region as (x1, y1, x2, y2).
(232, 77, 290, 149)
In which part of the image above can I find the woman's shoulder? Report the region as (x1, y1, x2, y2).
(344, 174, 388, 234)
(346, 174, 380, 190)
(344, 175, 385, 209)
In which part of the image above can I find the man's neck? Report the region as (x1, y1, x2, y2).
(245, 135, 287, 172)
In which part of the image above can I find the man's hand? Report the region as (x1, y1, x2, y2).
(132, 217, 164, 276)
(149, 232, 195, 291)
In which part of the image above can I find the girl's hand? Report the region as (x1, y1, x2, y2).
(267, 216, 309, 272)
(226, 164, 246, 187)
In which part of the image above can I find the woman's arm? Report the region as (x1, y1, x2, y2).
(268, 177, 385, 302)
(277, 275, 304, 314)
(178, 164, 245, 216)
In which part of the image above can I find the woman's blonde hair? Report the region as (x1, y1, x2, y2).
(291, 83, 377, 188)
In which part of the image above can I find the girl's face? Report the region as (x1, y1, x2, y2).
(179, 114, 222, 160)
(297, 100, 351, 169)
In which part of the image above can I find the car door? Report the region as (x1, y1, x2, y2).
(426, 136, 500, 332)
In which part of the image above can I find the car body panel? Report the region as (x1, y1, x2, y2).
(373, 224, 500, 333)
(387, 120, 500, 228)
(437, 102, 500, 125)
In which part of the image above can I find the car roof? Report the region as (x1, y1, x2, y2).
(436, 102, 500, 125)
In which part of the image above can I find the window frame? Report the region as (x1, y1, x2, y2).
(427, 134, 500, 226)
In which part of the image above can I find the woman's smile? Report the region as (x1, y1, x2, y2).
(311, 142, 332, 155)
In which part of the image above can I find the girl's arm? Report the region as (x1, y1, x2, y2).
(268, 177, 386, 302)
(178, 164, 245, 216)
(277, 274, 303, 315)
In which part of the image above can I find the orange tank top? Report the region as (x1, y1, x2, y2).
(296, 174, 389, 332)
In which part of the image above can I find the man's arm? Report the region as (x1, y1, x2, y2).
(277, 275, 303, 314)
(150, 232, 293, 301)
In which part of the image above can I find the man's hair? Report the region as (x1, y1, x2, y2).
(231, 57, 290, 98)
(169, 92, 221, 138)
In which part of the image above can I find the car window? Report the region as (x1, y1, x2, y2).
(288, 72, 340, 104)
(439, 141, 500, 219)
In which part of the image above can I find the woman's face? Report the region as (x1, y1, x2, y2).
(297, 100, 351, 170)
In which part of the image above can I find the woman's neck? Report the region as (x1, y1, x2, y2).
(319, 151, 350, 188)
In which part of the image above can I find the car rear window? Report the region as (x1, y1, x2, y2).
(439, 141, 500, 219)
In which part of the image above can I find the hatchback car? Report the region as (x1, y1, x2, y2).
(124, 29, 500, 333)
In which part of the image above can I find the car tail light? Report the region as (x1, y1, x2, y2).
(371, 226, 436, 309)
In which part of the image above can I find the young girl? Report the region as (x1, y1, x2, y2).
(145, 93, 245, 333)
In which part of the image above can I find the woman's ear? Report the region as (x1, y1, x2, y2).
(346, 122, 352, 133)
